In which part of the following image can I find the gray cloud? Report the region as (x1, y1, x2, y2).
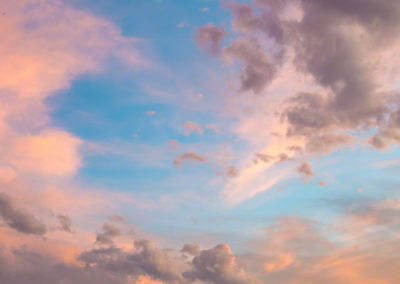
(1, 211, 400, 284)
(181, 244, 200, 256)
(202, 0, 400, 153)
(79, 239, 186, 284)
(56, 214, 73, 233)
(222, 38, 277, 94)
(0, 192, 46, 235)
(96, 223, 121, 245)
(196, 24, 226, 55)
(183, 243, 259, 284)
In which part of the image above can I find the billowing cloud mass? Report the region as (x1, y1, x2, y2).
(0, 192, 46, 235)
(196, 0, 400, 203)
(223, 0, 400, 153)
(2, 204, 400, 284)
(184, 243, 259, 284)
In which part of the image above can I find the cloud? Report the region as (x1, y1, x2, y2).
(181, 244, 200, 256)
(195, 0, 400, 204)
(201, 0, 400, 159)
(183, 243, 260, 284)
(183, 121, 204, 135)
(196, 24, 226, 55)
(1, 206, 400, 284)
(95, 223, 121, 245)
(79, 239, 186, 284)
(297, 161, 315, 178)
(173, 152, 206, 168)
(11, 129, 82, 177)
(136, 275, 167, 284)
(222, 37, 276, 94)
(56, 214, 73, 233)
(0, 0, 145, 181)
(0, 192, 46, 235)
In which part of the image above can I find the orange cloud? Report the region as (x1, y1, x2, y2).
(135, 275, 166, 284)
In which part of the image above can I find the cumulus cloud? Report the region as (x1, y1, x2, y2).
(183, 243, 259, 284)
(196, 24, 226, 55)
(173, 152, 206, 168)
(1, 207, 400, 284)
(200, 0, 400, 156)
(0, 192, 46, 235)
(79, 239, 186, 284)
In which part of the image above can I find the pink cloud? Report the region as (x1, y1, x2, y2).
(183, 121, 204, 135)
(11, 129, 82, 177)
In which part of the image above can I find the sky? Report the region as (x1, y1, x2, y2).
(1, 0, 400, 283)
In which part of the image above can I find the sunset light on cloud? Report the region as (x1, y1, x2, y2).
(1, 0, 400, 283)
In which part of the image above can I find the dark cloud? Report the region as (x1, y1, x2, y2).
(79, 239, 186, 284)
(223, 38, 276, 94)
(56, 214, 72, 233)
(196, 24, 226, 55)
(0, 192, 46, 235)
(0, 246, 122, 284)
(1, 212, 400, 284)
(130, 239, 185, 283)
(280, 0, 400, 152)
(173, 152, 206, 168)
(96, 223, 121, 245)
